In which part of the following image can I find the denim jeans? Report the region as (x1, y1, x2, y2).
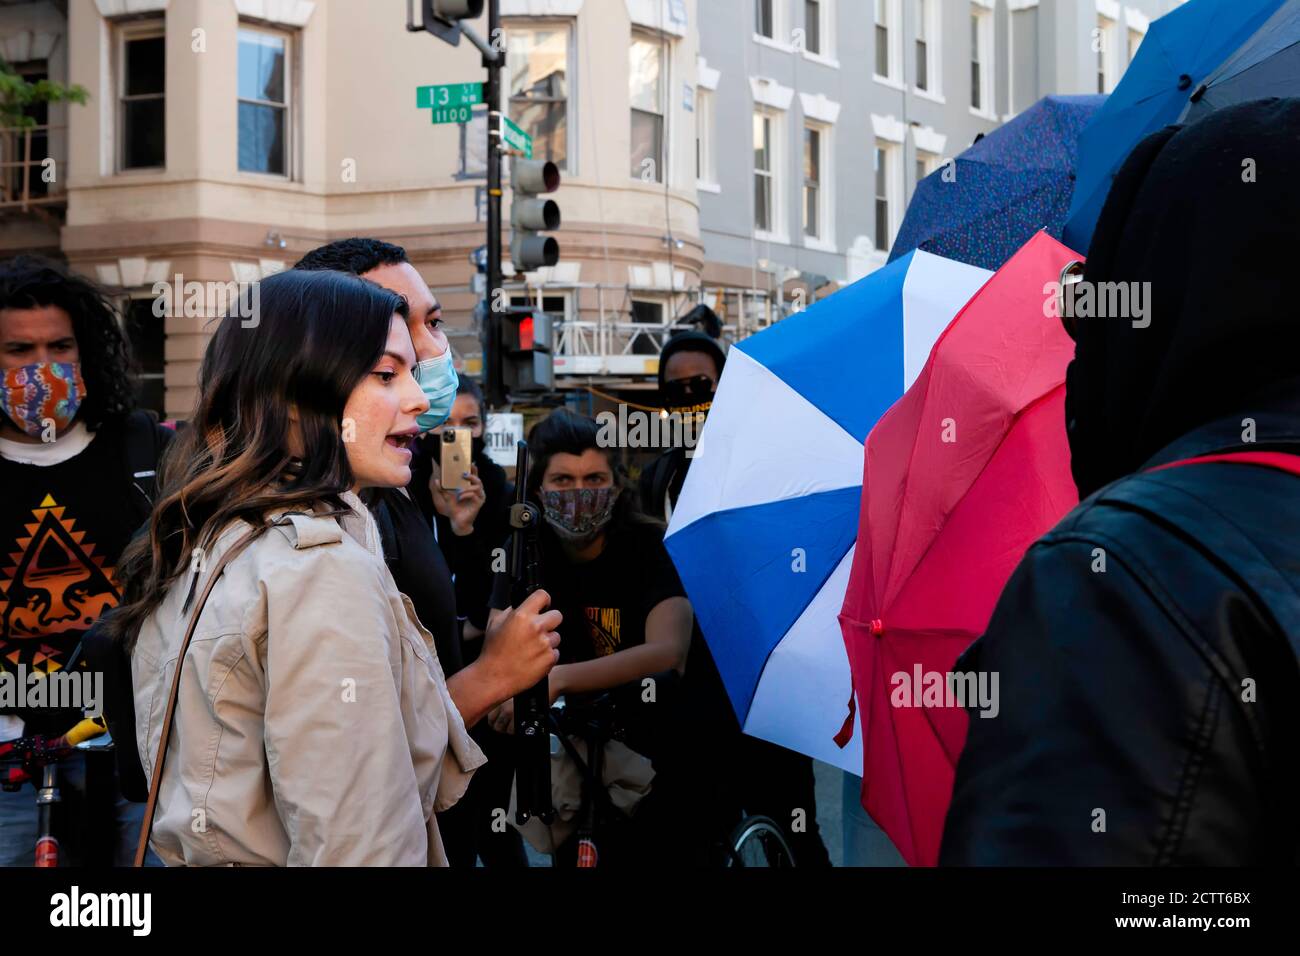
(841, 771, 907, 866)
(0, 749, 162, 867)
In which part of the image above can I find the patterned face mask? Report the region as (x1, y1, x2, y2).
(541, 486, 619, 546)
(0, 361, 86, 439)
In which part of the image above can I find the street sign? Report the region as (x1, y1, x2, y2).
(417, 82, 484, 109)
(502, 116, 533, 158)
(430, 104, 475, 124)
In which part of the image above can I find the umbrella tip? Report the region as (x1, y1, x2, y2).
(1177, 73, 1192, 91)
(870, 619, 885, 637)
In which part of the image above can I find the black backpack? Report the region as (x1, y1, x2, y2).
(83, 411, 175, 801)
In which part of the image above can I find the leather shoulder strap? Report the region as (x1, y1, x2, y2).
(133, 527, 261, 867)
(1148, 450, 1300, 476)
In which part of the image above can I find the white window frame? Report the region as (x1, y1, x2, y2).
(915, 149, 939, 188)
(872, 140, 901, 254)
(505, 19, 577, 175)
(695, 87, 718, 192)
(629, 30, 668, 184)
(115, 19, 166, 174)
(874, 0, 904, 90)
(754, 0, 792, 52)
(801, 0, 838, 67)
(969, 1, 995, 120)
(870, 114, 904, 255)
(236, 22, 295, 181)
(913, 0, 943, 102)
(1005, 0, 1039, 121)
(802, 120, 834, 250)
(753, 107, 788, 244)
(1124, 7, 1148, 65)
(1096, 10, 1117, 93)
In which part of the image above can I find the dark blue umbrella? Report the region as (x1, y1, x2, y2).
(1063, 0, 1285, 255)
(1180, 0, 1300, 122)
(889, 95, 1103, 272)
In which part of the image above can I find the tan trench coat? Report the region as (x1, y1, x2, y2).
(131, 491, 486, 866)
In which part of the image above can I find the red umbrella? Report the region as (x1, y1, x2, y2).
(837, 230, 1082, 866)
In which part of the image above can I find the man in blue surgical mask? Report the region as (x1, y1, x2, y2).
(294, 239, 558, 868)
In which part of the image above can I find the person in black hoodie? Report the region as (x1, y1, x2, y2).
(941, 98, 1300, 865)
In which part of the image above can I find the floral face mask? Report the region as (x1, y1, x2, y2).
(0, 361, 86, 439)
(541, 486, 619, 546)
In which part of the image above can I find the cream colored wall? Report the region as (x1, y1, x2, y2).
(57, 0, 702, 414)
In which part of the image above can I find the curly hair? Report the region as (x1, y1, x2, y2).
(0, 255, 135, 430)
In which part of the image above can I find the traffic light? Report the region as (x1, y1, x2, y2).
(510, 157, 561, 272)
(501, 306, 554, 393)
(419, 0, 484, 46)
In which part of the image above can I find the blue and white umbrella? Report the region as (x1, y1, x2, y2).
(665, 251, 992, 772)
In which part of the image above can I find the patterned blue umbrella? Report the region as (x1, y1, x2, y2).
(889, 95, 1103, 272)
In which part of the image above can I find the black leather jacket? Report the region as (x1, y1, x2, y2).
(941, 399, 1300, 865)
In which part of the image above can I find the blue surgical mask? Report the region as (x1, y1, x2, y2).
(414, 350, 459, 432)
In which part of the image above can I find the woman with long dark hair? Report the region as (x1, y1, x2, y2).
(112, 269, 560, 866)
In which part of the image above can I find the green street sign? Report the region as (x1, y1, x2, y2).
(502, 116, 533, 158)
(430, 104, 475, 125)
(416, 82, 484, 110)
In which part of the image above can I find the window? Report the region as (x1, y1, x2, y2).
(510, 293, 569, 319)
(123, 298, 165, 416)
(804, 0, 822, 55)
(875, 0, 891, 78)
(970, 5, 992, 114)
(630, 299, 665, 355)
(696, 88, 716, 185)
(754, 112, 774, 234)
(630, 35, 665, 182)
(1097, 15, 1115, 93)
(755, 0, 774, 38)
(8, 62, 50, 198)
(916, 0, 929, 90)
(1010, 5, 1039, 114)
(874, 143, 894, 252)
(915, 150, 937, 197)
(803, 125, 823, 239)
(508, 26, 570, 170)
(119, 27, 165, 170)
(238, 28, 289, 175)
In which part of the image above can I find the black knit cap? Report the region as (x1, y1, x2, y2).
(657, 330, 726, 391)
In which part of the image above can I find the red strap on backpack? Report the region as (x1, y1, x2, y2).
(1148, 450, 1300, 476)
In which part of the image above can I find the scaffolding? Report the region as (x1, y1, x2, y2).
(443, 279, 786, 383)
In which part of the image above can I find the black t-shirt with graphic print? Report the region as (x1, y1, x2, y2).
(490, 519, 685, 667)
(0, 418, 169, 734)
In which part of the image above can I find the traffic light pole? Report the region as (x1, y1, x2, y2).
(483, 0, 505, 408)
(414, 0, 513, 407)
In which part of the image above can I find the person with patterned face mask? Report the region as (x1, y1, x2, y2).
(485, 410, 695, 866)
(0, 256, 177, 867)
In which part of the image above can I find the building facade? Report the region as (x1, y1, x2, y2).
(1, 0, 1186, 417)
(695, 0, 1183, 312)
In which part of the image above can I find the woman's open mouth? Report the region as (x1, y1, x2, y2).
(385, 432, 416, 456)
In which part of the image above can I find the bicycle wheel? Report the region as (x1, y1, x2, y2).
(727, 815, 795, 867)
